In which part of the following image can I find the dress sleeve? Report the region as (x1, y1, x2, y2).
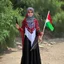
(18, 18, 25, 33)
(18, 18, 26, 47)
(35, 19, 42, 36)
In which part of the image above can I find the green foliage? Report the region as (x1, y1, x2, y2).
(10, 0, 64, 37)
(0, 0, 64, 52)
(0, 0, 23, 52)
(53, 11, 64, 37)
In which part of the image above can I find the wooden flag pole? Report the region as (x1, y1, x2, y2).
(42, 11, 50, 38)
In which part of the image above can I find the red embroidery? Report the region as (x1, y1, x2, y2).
(25, 20, 35, 33)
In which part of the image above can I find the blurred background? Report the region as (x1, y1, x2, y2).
(0, 0, 64, 52)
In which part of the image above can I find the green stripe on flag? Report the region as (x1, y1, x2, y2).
(46, 21, 54, 31)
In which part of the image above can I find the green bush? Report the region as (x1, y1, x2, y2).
(53, 11, 64, 37)
(0, 0, 23, 52)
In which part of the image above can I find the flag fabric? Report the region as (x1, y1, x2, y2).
(45, 11, 54, 31)
(47, 12, 52, 24)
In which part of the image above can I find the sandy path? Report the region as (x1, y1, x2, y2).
(40, 42, 64, 64)
(0, 39, 64, 64)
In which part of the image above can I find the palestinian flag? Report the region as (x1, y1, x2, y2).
(45, 11, 54, 31)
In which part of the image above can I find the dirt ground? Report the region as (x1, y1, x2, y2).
(0, 38, 64, 64)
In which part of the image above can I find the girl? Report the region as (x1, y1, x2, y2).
(16, 7, 43, 64)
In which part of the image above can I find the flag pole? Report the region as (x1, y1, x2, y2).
(42, 11, 50, 36)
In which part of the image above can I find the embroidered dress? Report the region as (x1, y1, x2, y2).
(18, 18, 42, 64)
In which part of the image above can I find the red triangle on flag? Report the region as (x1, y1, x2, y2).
(47, 12, 52, 24)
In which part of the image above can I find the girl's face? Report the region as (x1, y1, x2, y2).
(27, 10, 34, 17)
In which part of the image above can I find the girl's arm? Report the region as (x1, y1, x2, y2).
(35, 19, 43, 42)
(16, 19, 26, 47)
(35, 19, 43, 36)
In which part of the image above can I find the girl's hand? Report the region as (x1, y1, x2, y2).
(41, 32, 44, 37)
(16, 24, 20, 29)
(38, 36, 42, 43)
(38, 32, 44, 43)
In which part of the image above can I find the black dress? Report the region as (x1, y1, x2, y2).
(21, 35, 41, 64)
